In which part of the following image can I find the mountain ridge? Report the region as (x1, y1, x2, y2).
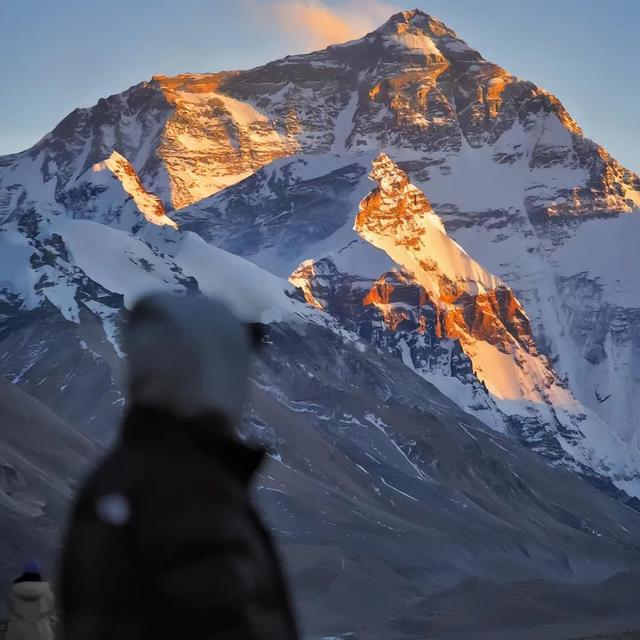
(2, 8, 637, 216)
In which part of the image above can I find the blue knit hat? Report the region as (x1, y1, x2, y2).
(23, 559, 41, 574)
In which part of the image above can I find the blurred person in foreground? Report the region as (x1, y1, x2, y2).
(7, 560, 55, 640)
(59, 293, 298, 640)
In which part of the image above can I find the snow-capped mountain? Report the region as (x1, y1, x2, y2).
(2, 7, 640, 636)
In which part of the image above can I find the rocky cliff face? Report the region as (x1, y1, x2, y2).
(289, 154, 640, 486)
(219, 9, 639, 219)
(0, 73, 296, 218)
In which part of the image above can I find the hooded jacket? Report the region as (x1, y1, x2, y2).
(7, 580, 55, 640)
(60, 406, 299, 640)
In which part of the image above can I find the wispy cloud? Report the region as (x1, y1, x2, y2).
(253, 0, 397, 51)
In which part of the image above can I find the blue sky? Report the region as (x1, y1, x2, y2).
(1, 0, 638, 172)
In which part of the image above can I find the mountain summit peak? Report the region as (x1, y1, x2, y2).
(377, 8, 458, 39)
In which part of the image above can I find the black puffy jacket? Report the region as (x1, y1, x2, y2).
(60, 406, 299, 640)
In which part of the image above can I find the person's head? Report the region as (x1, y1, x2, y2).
(126, 293, 256, 429)
(14, 558, 43, 583)
(23, 559, 41, 575)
